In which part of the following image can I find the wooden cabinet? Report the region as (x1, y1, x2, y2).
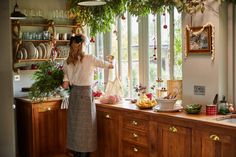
(15, 101, 236, 157)
(156, 122, 191, 157)
(121, 113, 150, 157)
(15, 98, 67, 157)
(192, 129, 236, 157)
(96, 108, 120, 157)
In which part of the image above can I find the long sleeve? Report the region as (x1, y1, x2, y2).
(63, 62, 69, 82)
(92, 55, 110, 68)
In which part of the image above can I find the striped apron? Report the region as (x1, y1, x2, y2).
(67, 85, 97, 152)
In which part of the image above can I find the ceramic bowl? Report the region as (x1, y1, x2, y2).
(185, 104, 202, 114)
(156, 98, 177, 110)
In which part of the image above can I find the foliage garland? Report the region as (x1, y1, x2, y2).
(68, 0, 234, 36)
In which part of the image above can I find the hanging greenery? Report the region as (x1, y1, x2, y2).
(68, 0, 127, 36)
(68, 0, 233, 36)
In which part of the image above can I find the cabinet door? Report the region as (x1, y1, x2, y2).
(192, 130, 236, 157)
(97, 110, 119, 157)
(33, 102, 67, 157)
(157, 123, 191, 157)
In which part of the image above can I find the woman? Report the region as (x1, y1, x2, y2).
(62, 34, 113, 157)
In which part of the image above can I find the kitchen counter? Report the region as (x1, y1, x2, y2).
(16, 97, 236, 128)
(15, 97, 236, 157)
(96, 100, 236, 129)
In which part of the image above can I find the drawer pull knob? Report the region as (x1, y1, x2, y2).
(133, 147, 138, 152)
(132, 120, 138, 126)
(47, 107, 51, 111)
(169, 126, 177, 133)
(132, 133, 138, 138)
(210, 135, 220, 141)
(105, 114, 111, 119)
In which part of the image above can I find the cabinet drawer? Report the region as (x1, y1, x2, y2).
(98, 111, 118, 120)
(122, 128, 148, 146)
(122, 142, 149, 157)
(123, 116, 148, 131)
(35, 101, 61, 112)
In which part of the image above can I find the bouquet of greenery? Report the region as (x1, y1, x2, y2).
(29, 61, 64, 101)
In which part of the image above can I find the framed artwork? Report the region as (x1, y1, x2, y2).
(185, 24, 214, 60)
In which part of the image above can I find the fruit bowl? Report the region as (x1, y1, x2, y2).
(136, 95, 157, 109)
(185, 104, 202, 114)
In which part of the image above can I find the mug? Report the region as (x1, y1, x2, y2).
(206, 104, 217, 115)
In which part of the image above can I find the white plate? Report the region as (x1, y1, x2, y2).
(16, 50, 23, 59)
(34, 47, 39, 59)
(44, 43, 52, 59)
(21, 48, 27, 59)
(153, 105, 183, 112)
(24, 42, 35, 59)
(39, 43, 47, 59)
(36, 45, 42, 59)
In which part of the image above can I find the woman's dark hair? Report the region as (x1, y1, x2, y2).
(69, 34, 84, 46)
(67, 33, 86, 65)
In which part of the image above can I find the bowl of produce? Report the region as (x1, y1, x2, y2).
(136, 94, 157, 109)
(185, 104, 202, 114)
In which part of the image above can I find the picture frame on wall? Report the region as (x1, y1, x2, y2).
(185, 25, 213, 55)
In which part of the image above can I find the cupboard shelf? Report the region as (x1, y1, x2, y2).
(12, 18, 83, 72)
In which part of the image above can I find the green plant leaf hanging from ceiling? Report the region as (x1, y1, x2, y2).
(68, 0, 127, 36)
(68, 0, 234, 36)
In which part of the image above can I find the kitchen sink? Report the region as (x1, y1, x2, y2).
(215, 114, 236, 124)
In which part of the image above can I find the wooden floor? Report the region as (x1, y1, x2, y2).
(17, 153, 73, 157)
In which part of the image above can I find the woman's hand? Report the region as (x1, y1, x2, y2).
(62, 81, 69, 89)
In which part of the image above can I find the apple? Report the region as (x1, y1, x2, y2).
(146, 93, 153, 100)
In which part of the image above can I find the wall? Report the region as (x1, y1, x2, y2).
(182, 0, 221, 106)
(0, 0, 16, 156)
(12, 0, 67, 97)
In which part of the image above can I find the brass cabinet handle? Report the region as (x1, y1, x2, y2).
(133, 147, 138, 152)
(47, 107, 51, 111)
(132, 133, 138, 138)
(210, 134, 220, 141)
(132, 120, 138, 126)
(169, 126, 177, 133)
(105, 114, 111, 119)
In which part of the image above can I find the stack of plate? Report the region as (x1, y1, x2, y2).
(23, 42, 36, 59)
(39, 43, 47, 59)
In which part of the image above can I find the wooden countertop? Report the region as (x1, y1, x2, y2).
(15, 97, 236, 129)
(96, 100, 236, 129)
(15, 97, 62, 103)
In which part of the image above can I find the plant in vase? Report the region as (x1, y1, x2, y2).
(28, 61, 64, 101)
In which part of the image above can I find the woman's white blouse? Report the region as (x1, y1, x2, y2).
(63, 54, 110, 86)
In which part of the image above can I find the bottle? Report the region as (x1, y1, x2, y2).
(213, 94, 218, 105)
(218, 96, 229, 115)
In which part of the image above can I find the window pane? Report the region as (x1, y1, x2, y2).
(149, 14, 157, 88)
(174, 8, 182, 79)
(95, 33, 105, 91)
(120, 12, 129, 97)
(131, 16, 139, 97)
(111, 21, 118, 59)
(161, 10, 170, 82)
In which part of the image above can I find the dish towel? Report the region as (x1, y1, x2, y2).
(61, 96, 69, 109)
(56, 86, 70, 109)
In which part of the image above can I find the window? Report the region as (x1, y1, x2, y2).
(88, 8, 182, 98)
